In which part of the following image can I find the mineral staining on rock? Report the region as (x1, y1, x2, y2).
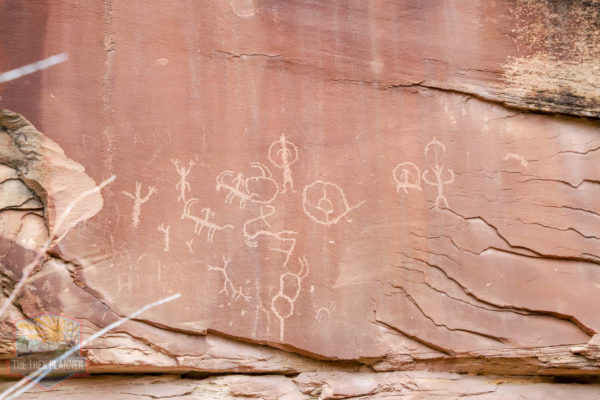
(503, 0, 600, 117)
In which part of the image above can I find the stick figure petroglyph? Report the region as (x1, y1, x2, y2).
(243, 205, 297, 269)
(503, 152, 528, 168)
(207, 255, 251, 303)
(216, 162, 279, 208)
(172, 159, 195, 203)
(268, 133, 298, 194)
(122, 182, 157, 228)
(271, 256, 309, 341)
(392, 162, 422, 194)
(302, 180, 365, 226)
(181, 198, 233, 243)
(157, 224, 170, 252)
(422, 137, 455, 209)
(313, 301, 336, 323)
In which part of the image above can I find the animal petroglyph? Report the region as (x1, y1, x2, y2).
(302, 180, 365, 226)
(271, 256, 309, 341)
(392, 162, 422, 193)
(503, 152, 528, 168)
(313, 301, 336, 323)
(216, 162, 279, 208)
(157, 224, 170, 252)
(243, 205, 297, 268)
(172, 159, 195, 203)
(268, 133, 298, 193)
(422, 137, 455, 209)
(207, 255, 251, 302)
(122, 182, 157, 227)
(181, 198, 233, 243)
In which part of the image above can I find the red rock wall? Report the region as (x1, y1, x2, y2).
(0, 0, 599, 398)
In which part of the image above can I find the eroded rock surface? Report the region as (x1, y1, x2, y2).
(0, 0, 599, 398)
(2, 372, 600, 399)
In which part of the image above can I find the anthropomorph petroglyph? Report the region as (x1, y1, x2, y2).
(302, 180, 365, 226)
(122, 182, 157, 227)
(313, 301, 336, 323)
(422, 137, 455, 209)
(503, 152, 528, 168)
(392, 162, 422, 194)
(157, 224, 170, 252)
(207, 255, 251, 302)
(243, 205, 297, 269)
(271, 256, 309, 341)
(172, 159, 195, 203)
(268, 133, 298, 194)
(216, 162, 279, 208)
(181, 198, 233, 243)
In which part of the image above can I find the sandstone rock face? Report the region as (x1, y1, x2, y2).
(1, 0, 599, 398)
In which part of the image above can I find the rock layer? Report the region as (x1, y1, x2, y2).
(2, 372, 600, 400)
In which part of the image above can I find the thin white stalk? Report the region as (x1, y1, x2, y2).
(0, 292, 181, 400)
(0, 54, 68, 83)
(0, 175, 116, 318)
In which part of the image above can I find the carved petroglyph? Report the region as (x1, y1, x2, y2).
(185, 238, 195, 254)
(216, 170, 246, 206)
(302, 180, 365, 226)
(392, 162, 422, 194)
(243, 205, 297, 268)
(245, 162, 279, 203)
(122, 182, 157, 227)
(424, 137, 446, 157)
(268, 133, 298, 194)
(313, 301, 336, 323)
(181, 198, 233, 243)
(216, 162, 278, 208)
(157, 224, 170, 252)
(252, 281, 273, 338)
(392, 138, 456, 208)
(503, 152, 529, 168)
(422, 137, 455, 209)
(207, 255, 251, 302)
(172, 159, 195, 203)
(271, 256, 309, 341)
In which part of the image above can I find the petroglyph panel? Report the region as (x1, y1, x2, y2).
(3, 0, 600, 378)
